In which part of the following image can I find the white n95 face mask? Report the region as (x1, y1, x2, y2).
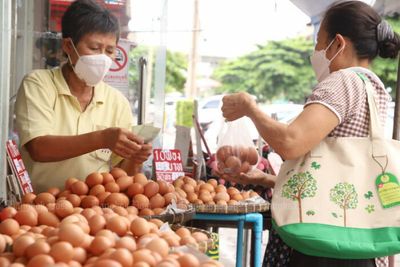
(310, 38, 343, 82)
(68, 40, 112, 86)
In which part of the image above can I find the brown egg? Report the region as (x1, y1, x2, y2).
(34, 204, 48, 215)
(14, 211, 38, 227)
(132, 249, 155, 266)
(13, 235, 35, 257)
(116, 176, 133, 192)
(115, 236, 136, 252)
(239, 161, 251, 174)
(110, 168, 127, 179)
(144, 182, 159, 198)
(216, 146, 232, 162)
(89, 184, 106, 196)
(106, 216, 128, 237)
(132, 194, 150, 209)
(179, 236, 197, 246)
(191, 232, 208, 242)
(25, 239, 50, 259)
(38, 212, 60, 227)
(108, 248, 133, 267)
(26, 254, 55, 267)
(111, 206, 128, 217)
(207, 179, 218, 188)
(163, 193, 177, 205)
(50, 241, 74, 262)
(178, 254, 200, 267)
(231, 193, 243, 201)
(105, 182, 120, 193)
(58, 223, 85, 247)
(227, 187, 240, 196)
(133, 173, 148, 186)
(214, 192, 230, 202)
(247, 147, 259, 165)
(104, 193, 129, 207)
(93, 259, 122, 267)
(193, 199, 204, 205)
(175, 188, 187, 199)
(54, 199, 74, 219)
(47, 187, 60, 197)
(199, 183, 214, 192)
(199, 192, 213, 203)
(72, 247, 87, 264)
(89, 236, 113, 256)
(224, 156, 241, 174)
(57, 190, 70, 199)
(81, 208, 97, 220)
(65, 177, 79, 190)
(216, 200, 227, 206)
(97, 192, 111, 205)
(81, 196, 100, 208)
(175, 227, 191, 238)
(88, 215, 106, 235)
(71, 181, 89, 195)
(173, 178, 184, 188)
(102, 172, 115, 184)
(138, 208, 153, 216)
(0, 257, 10, 267)
(130, 217, 150, 237)
(85, 172, 104, 188)
(22, 193, 36, 204)
(152, 208, 164, 215)
(65, 194, 81, 208)
(0, 218, 20, 236)
(126, 206, 138, 215)
(34, 192, 55, 205)
(149, 194, 165, 209)
(181, 184, 194, 194)
(241, 191, 250, 200)
(156, 180, 169, 195)
(145, 238, 169, 257)
(126, 183, 143, 198)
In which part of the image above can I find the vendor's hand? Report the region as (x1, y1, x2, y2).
(102, 127, 143, 159)
(130, 143, 152, 164)
(238, 168, 276, 188)
(221, 92, 257, 121)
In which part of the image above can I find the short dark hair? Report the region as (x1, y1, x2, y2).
(323, 1, 400, 60)
(61, 0, 120, 44)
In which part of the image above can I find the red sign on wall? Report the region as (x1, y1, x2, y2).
(6, 140, 33, 194)
(153, 149, 185, 183)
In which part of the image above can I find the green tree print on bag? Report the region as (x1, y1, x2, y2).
(330, 182, 358, 227)
(281, 171, 317, 223)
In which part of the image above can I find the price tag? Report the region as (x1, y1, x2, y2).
(153, 149, 185, 183)
(6, 140, 33, 195)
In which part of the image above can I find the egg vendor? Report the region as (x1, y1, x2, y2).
(14, 0, 151, 193)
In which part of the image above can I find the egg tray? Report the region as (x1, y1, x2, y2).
(141, 204, 196, 225)
(193, 201, 270, 214)
(170, 224, 216, 253)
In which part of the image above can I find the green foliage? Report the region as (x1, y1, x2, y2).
(330, 182, 358, 210)
(176, 100, 194, 127)
(213, 37, 316, 103)
(282, 171, 317, 200)
(371, 15, 400, 98)
(128, 46, 188, 94)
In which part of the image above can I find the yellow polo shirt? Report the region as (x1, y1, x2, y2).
(15, 67, 133, 193)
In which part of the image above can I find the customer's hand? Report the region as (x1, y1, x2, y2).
(238, 168, 276, 188)
(102, 127, 143, 159)
(221, 92, 257, 121)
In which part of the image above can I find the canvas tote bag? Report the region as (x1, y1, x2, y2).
(271, 73, 400, 259)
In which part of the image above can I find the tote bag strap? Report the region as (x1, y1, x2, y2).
(355, 72, 386, 158)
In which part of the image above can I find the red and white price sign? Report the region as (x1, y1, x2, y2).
(153, 149, 185, 183)
(6, 140, 33, 194)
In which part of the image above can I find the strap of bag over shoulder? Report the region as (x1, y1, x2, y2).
(355, 72, 386, 157)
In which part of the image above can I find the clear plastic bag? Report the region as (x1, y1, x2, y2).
(216, 117, 259, 179)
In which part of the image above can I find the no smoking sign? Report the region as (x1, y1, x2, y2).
(110, 45, 128, 72)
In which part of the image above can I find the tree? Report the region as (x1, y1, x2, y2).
(213, 37, 315, 103)
(330, 182, 358, 227)
(282, 171, 317, 223)
(129, 46, 188, 95)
